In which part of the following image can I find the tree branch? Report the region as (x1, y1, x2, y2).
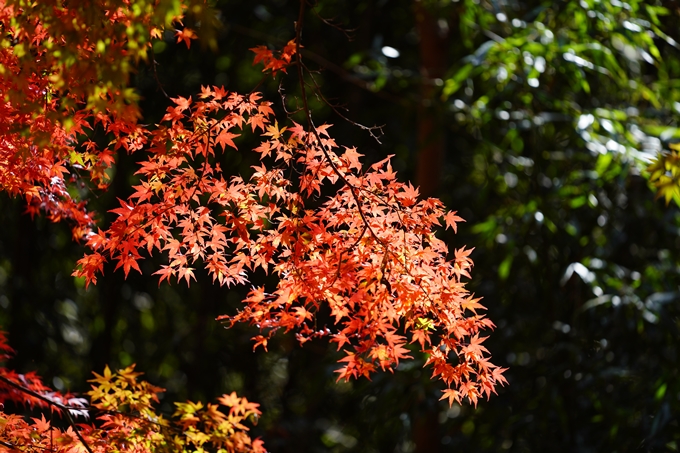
(294, 0, 384, 248)
(0, 374, 94, 453)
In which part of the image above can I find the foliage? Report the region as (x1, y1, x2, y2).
(0, 329, 263, 452)
(331, 0, 680, 449)
(2, 0, 680, 451)
(0, 0, 508, 451)
(427, 0, 680, 450)
(647, 144, 680, 205)
(69, 83, 505, 401)
(0, 0, 181, 239)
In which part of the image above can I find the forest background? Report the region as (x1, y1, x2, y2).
(1, 0, 680, 452)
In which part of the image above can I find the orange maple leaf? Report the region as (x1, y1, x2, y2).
(443, 210, 465, 233)
(439, 388, 460, 406)
(175, 27, 197, 48)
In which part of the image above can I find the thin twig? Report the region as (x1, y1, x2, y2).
(0, 375, 94, 453)
(0, 440, 17, 450)
(149, 46, 170, 99)
(303, 61, 385, 143)
(309, 0, 356, 40)
(294, 0, 383, 248)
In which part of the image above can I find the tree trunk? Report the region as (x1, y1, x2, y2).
(414, 0, 449, 198)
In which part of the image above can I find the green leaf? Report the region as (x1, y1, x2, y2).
(570, 196, 587, 208)
(498, 255, 513, 280)
(442, 63, 474, 99)
(655, 383, 667, 400)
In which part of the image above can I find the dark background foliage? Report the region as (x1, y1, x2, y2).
(1, 0, 680, 451)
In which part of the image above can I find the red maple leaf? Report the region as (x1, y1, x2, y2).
(215, 130, 239, 150)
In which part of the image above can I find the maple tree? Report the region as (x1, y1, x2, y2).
(2, 0, 680, 450)
(0, 0, 507, 450)
(0, 328, 264, 452)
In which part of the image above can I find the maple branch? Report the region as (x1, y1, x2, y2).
(320, 222, 368, 293)
(320, 179, 447, 310)
(294, 0, 384, 250)
(308, 0, 356, 40)
(0, 440, 16, 450)
(291, 0, 440, 320)
(302, 61, 385, 143)
(370, 193, 440, 308)
(290, 3, 446, 355)
(277, 80, 303, 117)
(0, 440, 60, 452)
(2, 373, 212, 447)
(0, 375, 94, 453)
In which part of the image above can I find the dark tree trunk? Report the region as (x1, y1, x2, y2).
(414, 1, 449, 198)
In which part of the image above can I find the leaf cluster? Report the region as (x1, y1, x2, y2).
(0, 329, 264, 453)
